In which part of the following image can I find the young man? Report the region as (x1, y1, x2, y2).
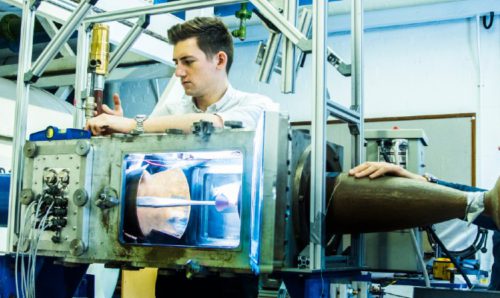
(86, 17, 274, 297)
(85, 17, 275, 135)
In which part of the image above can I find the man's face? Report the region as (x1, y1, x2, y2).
(173, 37, 219, 97)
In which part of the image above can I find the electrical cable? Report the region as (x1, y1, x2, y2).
(15, 202, 36, 298)
(27, 200, 43, 297)
(30, 202, 54, 298)
(426, 225, 488, 259)
(15, 197, 55, 298)
(424, 226, 473, 289)
(482, 12, 495, 30)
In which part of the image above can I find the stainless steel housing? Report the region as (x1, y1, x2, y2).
(15, 112, 291, 274)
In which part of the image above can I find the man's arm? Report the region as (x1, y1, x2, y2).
(85, 112, 223, 136)
(349, 161, 426, 181)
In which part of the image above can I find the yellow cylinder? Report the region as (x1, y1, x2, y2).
(89, 23, 109, 75)
(432, 258, 455, 280)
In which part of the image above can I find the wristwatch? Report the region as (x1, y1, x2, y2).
(423, 173, 438, 183)
(130, 114, 147, 135)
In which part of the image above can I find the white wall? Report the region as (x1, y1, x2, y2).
(0, 78, 74, 171)
(230, 7, 500, 189)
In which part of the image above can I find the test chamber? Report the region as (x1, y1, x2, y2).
(12, 112, 319, 274)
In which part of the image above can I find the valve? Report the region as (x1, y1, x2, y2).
(232, 3, 252, 41)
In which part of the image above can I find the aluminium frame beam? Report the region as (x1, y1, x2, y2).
(84, 0, 244, 23)
(26, 0, 98, 83)
(108, 15, 150, 74)
(8, 0, 38, 251)
(310, 0, 327, 271)
(349, 0, 365, 268)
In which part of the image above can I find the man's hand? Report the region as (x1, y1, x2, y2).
(85, 113, 135, 136)
(97, 93, 124, 117)
(348, 161, 426, 181)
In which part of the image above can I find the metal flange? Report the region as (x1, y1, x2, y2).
(73, 188, 89, 207)
(75, 140, 91, 156)
(23, 141, 38, 158)
(69, 239, 87, 256)
(20, 188, 35, 205)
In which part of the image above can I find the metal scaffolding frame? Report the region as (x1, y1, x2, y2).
(8, 0, 365, 272)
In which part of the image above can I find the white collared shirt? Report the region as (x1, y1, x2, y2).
(150, 84, 278, 130)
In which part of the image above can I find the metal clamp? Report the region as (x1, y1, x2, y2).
(95, 186, 119, 209)
(192, 120, 214, 142)
(224, 120, 244, 129)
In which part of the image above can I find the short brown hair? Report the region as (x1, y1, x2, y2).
(167, 17, 234, 73)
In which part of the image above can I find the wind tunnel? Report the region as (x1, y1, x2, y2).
(11, 111, 479, 276)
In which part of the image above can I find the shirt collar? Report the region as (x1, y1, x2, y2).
(190, 84, 234, 113)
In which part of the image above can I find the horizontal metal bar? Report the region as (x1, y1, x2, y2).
(32, 63, 174, 88)
(326, 99, 361, 125)
(85, 0, 244, 24)
(0, 53, 158, 78)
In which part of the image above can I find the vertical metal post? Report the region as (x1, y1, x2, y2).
(310, 0, 327, 271)
(74, 24, 91, 129)
(281, 0, 296, 93)
(350, 0, 365, 267)
(7, 0, 37, 251)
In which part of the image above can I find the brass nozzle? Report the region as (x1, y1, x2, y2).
(89, 24, 109, 75)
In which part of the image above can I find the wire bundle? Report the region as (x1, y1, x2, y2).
(15, 200, 54, 298)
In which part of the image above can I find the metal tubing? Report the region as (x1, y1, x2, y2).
(74, 24, 91, 129)
(350, 0, 365, 268)
(280, 0, 297, 93)
(85, 0, 243, 24)
(36, 16, 76, 57)
(257, 32, 281, 84)
(251, 0, 309, 51)
(351, 0, 364, 167)
(108, 16, 149, 73)
(410, 229, 431, 287)
(295, 9, 312, 74)
(8, 0, 36, 251)
(326, 99, 361, 124)
(310, 0, 327, 271)
(327, 99, 361, 121)
(28, 0, 95, 82)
